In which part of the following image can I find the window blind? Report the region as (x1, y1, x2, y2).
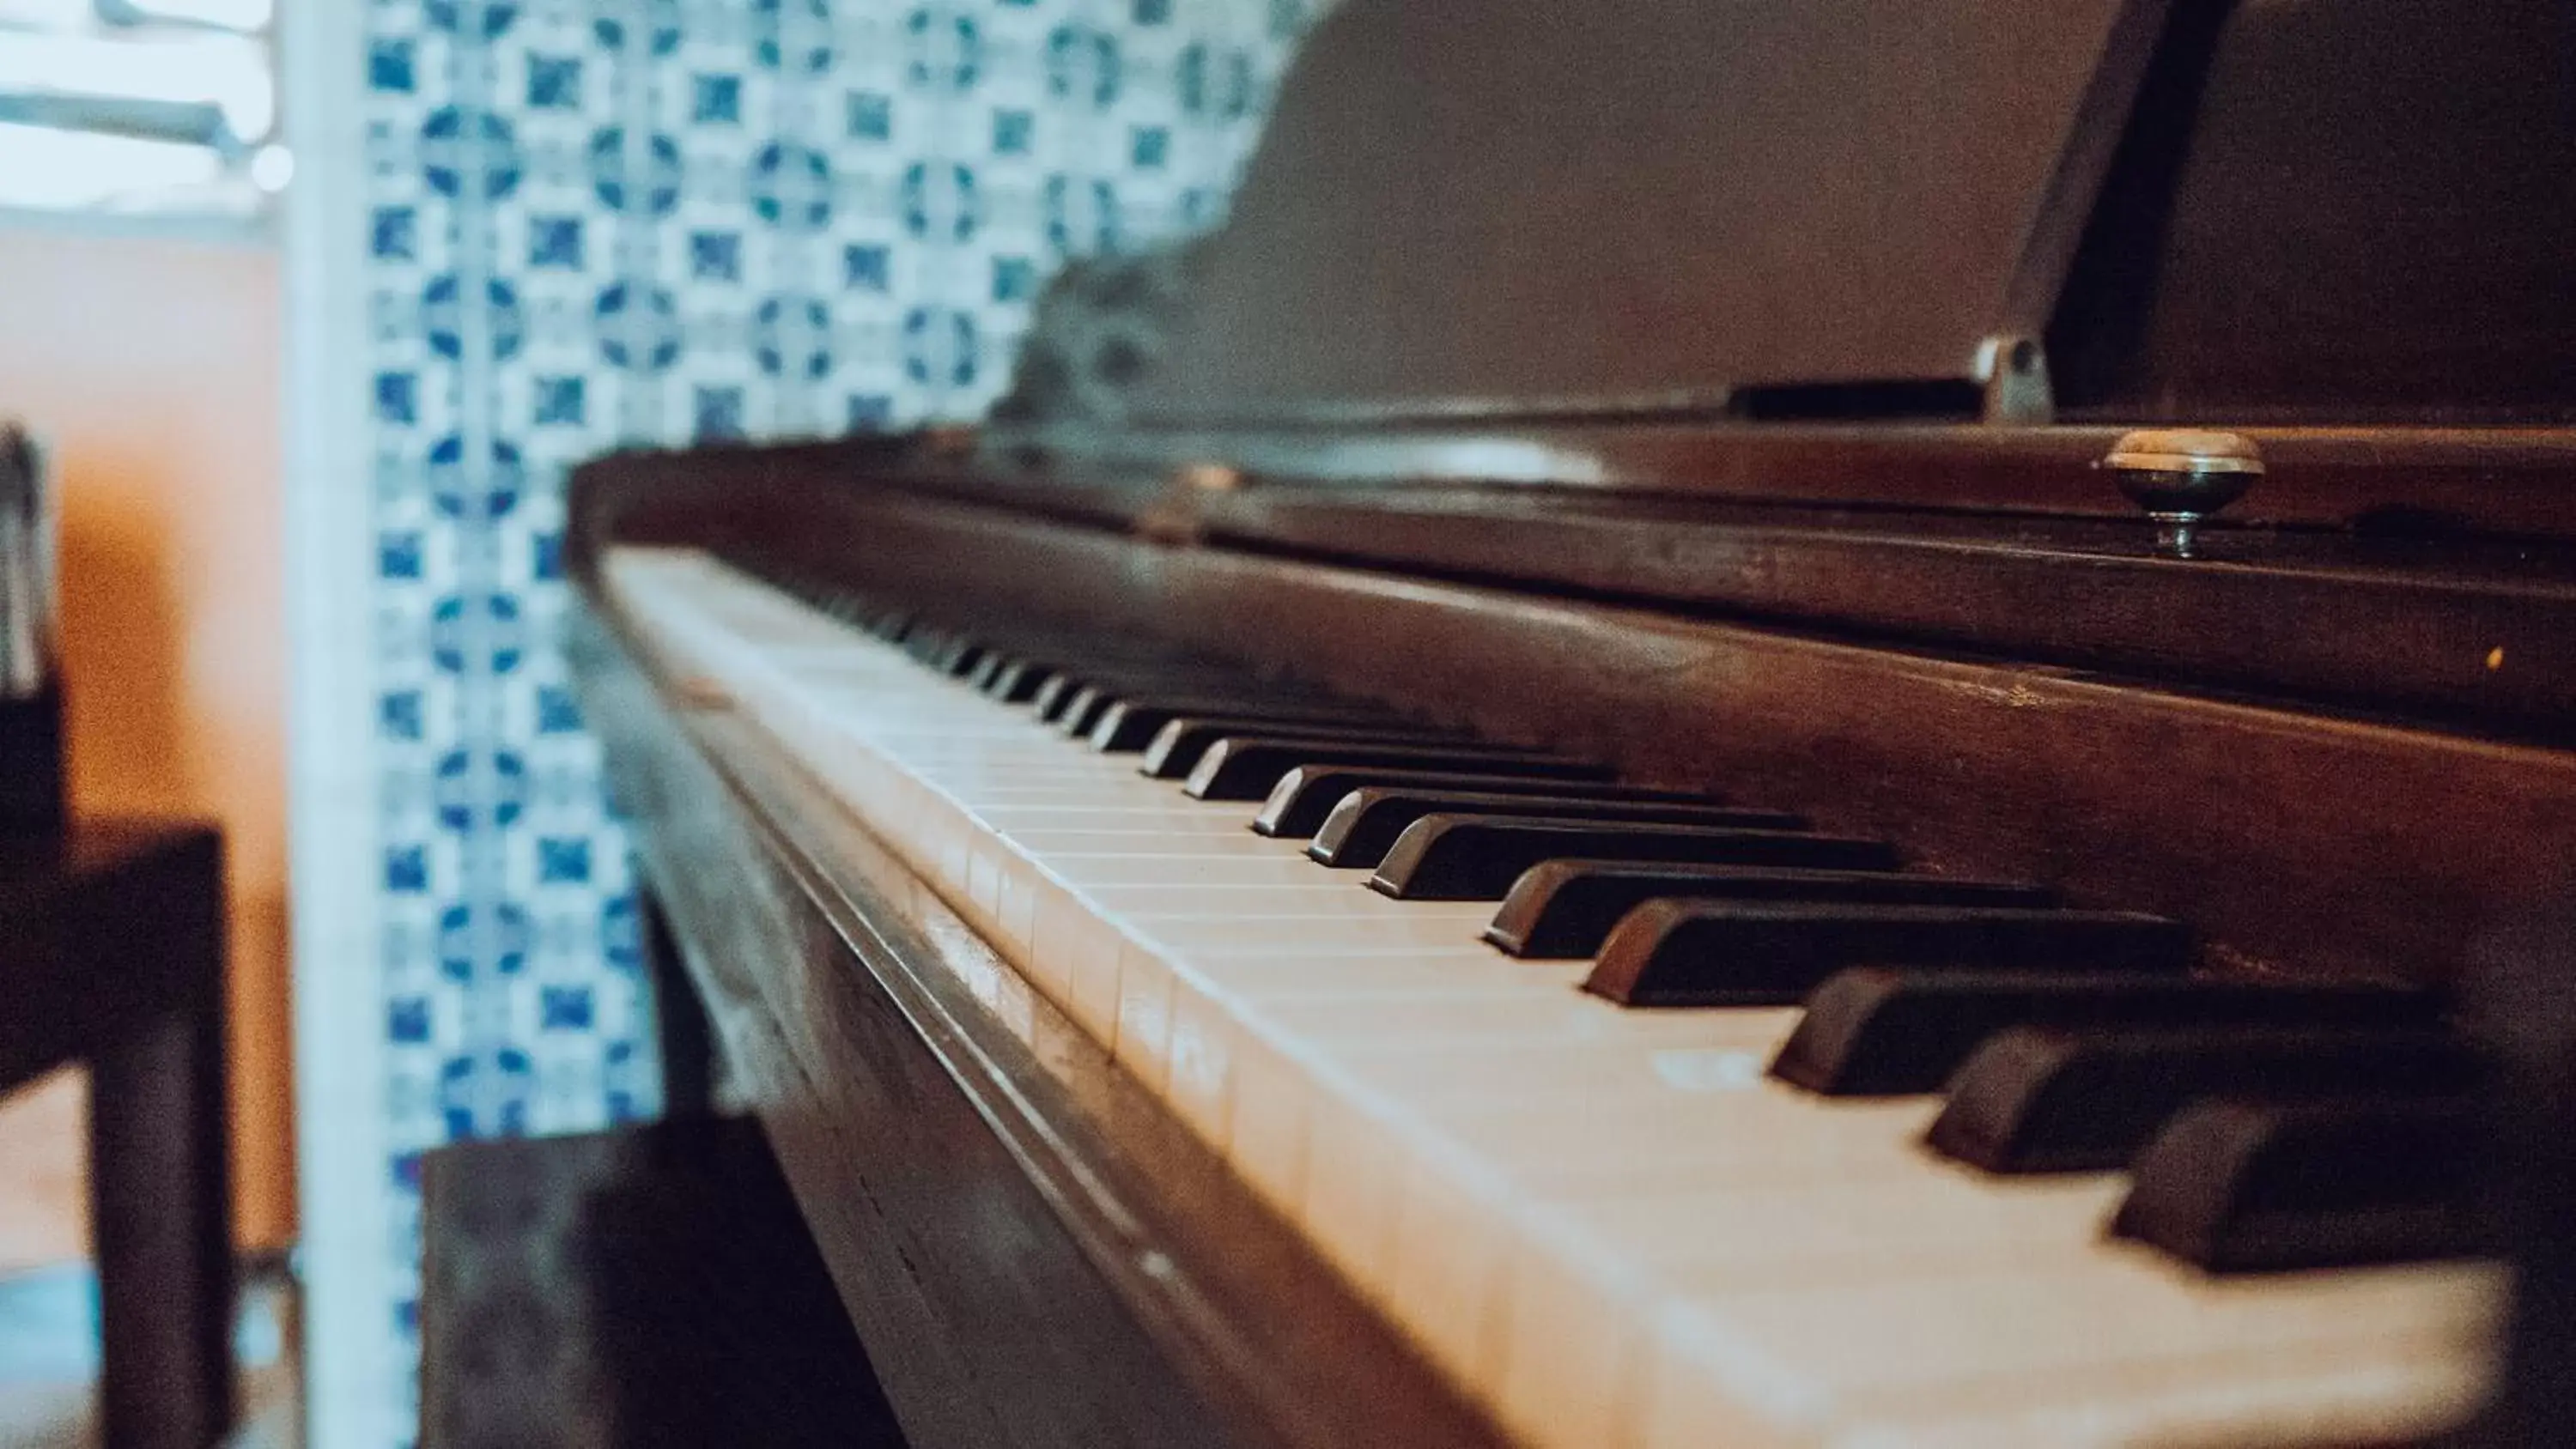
(0, 0, 282, 216)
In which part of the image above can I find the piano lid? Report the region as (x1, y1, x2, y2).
(1124, 0, 2576, 427)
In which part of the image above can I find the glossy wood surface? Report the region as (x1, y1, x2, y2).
(582, 437, 2576, 741)
(571, 612, 1504, 1449)
(988, 421, 2576, 538)
(1125, 477, 2576, 738)
(2048, 0, 2576, 421)
(1145, 0, 2158, 415)
(1097, 0, 2571, 426)
(573, 457, 2576, 992)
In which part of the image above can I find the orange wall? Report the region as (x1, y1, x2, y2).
(0, 222, 291, 1252)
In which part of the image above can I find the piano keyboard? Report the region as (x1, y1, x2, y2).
(604, 545, 2502, 1449)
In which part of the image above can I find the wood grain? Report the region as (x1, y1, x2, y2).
(588, 476, 2576, 991)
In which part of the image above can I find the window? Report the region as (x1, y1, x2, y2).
(0, 0, 283, 218)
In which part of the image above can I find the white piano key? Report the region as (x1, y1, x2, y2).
(1113, 934, 1180, 1090)
(994, 859, 1041, 955)
(1225, 1012, 1321, 1216)
(1172, 959, 1558, 1004)
(1638, 1261, 2502, 1449)
(1294, 1064, 1421, 1298)
(1832, 1343, 2492, 1448)
(1123, 903, 1494, 932)
(1024, 875, 1100, 1005)
(1060, 905, 1137, 1042)
(1035, 853, 1334, 890)
(1003, 828, 1291, 855)
(1076, 882, 1491, 919)
(1165, 969, 1241, 1142)
(975, 809, 1267, 838)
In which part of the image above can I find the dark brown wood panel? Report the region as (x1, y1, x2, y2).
(991, 421, 2576, 539)
(611, 482, 2576, 991)
(1145, 0, 2160, 414)
(574, 417, 2576, 545)
(572, 438, 2576, 741)
(1177, 483, 2576, 738)
(2048, 0, 2576, 421)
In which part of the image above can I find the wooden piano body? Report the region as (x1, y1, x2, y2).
(562, 2, 2576, 1445)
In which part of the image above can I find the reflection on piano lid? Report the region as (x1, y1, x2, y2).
(562, 0, 2576, 1446)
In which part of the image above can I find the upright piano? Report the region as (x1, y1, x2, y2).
(564, 2, 2576, 1444)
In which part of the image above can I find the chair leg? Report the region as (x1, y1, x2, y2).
(88, 1004, 235, 1449)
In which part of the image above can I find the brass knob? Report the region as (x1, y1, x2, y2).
(2102, 429, 2263, 559)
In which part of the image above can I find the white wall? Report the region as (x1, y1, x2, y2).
(0, 221, 295, 1259)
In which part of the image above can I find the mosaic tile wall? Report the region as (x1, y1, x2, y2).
(356, 0, 1309, 1434)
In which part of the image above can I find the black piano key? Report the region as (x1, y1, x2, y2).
(1771, 968, 2450, 1096)
(966, 652, 1012, 692)
(1486, 862, 2056, 959)
(802, 586, 869, 624)
(1583, 900, 2187, 1007)
(2111, 1096, 2492, 1273)
(1030, 673, 1091, 722)
(1089, 691, 1403, 747)
(1151, 719, 1448, 766)
(1186, 743, 1614, 803)
(1309, 791, 1807, 870)
(1063, 684, 1315, 738)
(984, 658, 1048, 701)
(1139, 718, 1479, 778)
(784, 582, 837, 615)
(1031, 659, 1257, 724)
(1927, 1026, 2488, 1174)
(1057, 684, 1121, 735)
(905, 628, 981, 675)
(1254, 768, 1714, 840)
(1375, 818, 1899, 904)
(1025, 669, 1086, 712)
(1093, 701, 1418, 754)
(1040, 672, 1175, 721)
(1148, 723, 1552, 783)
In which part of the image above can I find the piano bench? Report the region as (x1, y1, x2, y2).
(417, 1116, 909, 1449)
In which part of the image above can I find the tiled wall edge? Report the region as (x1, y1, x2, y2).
(281, 1, 399, 1445)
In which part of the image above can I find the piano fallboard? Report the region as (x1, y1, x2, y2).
(574, 452, 2576, 997)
